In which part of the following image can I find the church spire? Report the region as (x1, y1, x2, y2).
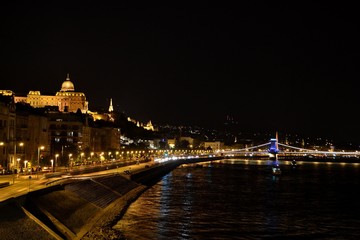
(108, 98, 114, 112)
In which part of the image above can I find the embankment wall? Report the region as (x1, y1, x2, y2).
(0, 161, 181, 240)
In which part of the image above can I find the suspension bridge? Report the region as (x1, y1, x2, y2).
(220, 137, 360, 159)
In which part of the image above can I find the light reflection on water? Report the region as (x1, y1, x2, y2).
(113, 159, 360, 239)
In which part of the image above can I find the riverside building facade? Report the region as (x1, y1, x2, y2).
(0, 75, 121, 172)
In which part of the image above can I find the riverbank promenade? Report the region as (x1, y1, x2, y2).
(0, 161, 150, 203)
(0, 159, 182, 240)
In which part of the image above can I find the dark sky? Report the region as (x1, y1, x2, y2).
(1, 2, 359, 142)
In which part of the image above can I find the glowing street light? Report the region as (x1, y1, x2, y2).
(36, 146, 44, 179)
(0, 142, 6, 168)
(14, 142, 24, 171)
(69, 153, 73, 169)
(37, 146, 45, 170)
(55, 154, 59, 172)
(100, 152, 104, 163)
(50, 159, 54, 172)
(80, 152, 84, 164)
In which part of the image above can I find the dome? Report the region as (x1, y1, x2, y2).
(60, 74, 75, 91)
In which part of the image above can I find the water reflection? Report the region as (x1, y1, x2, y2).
(114, 158, 360, 239)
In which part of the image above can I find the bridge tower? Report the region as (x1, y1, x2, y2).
(268, 132, 279, 160)
(268, 138, 279, 155)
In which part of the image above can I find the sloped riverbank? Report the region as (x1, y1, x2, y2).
(0, 161, 181, 240)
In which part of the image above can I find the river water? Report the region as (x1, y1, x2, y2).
(113, 159, 360, 239)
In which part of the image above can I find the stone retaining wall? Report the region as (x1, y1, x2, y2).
(0, 162, 177, 240)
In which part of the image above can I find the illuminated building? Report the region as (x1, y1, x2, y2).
(127, 117, 155, 131)
(108, 98, 114, 112)
(203, 141, 224, 151)
(0, 93, 16, 170)
(14, 74, 89, 113)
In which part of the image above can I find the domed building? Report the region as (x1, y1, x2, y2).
(60, 75, 75, 91)
(14, 74, 88, 113)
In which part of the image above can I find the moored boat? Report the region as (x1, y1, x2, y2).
(272, 163, 282, 175)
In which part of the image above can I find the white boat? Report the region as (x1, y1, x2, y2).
(272, 164, 282, 175)
(271, 154, 281, 175)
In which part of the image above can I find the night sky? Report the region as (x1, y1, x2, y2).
(1, 2, 359, 143)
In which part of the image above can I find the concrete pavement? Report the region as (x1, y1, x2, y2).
(0, 162, 151, 202)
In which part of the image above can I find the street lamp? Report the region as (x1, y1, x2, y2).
(50, 159, 54, 172)
(17, 158, 20, 172)
(80, 152, 84, 164)
(24, 160, 28, 174)
(55, 154, 59, 172)
(37, 146, 45, 171)
(69, 153, 72, 169)
(100, 152, 104, 164)
(13, 142, 16, 171)
(0, 142, 5, 170)
(90, 152, 94, 163)
(15, 142, 24, 171)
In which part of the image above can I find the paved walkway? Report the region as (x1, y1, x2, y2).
(0, 162, 150, 202)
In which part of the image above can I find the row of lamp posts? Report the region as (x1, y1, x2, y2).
(1, 143, 153, 174)
(1, 141, 43, 172)
(1, 143, 120, 176)
(37, 146, 59, 173)
(0, 141, 24, 171)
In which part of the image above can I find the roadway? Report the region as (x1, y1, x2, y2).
(0, 162, 150, 203)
